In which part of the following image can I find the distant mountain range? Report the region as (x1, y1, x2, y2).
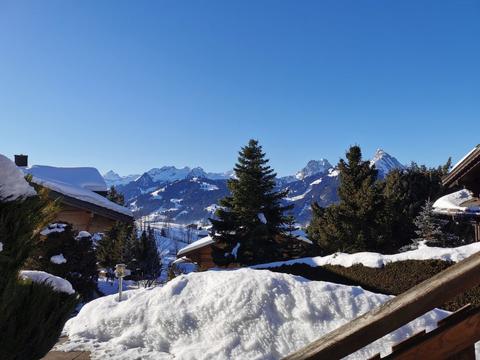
(105, 149, 405, 225)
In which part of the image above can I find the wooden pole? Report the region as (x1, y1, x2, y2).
(283, 251, 480, 360)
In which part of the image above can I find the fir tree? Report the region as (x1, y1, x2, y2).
(413, 199, 459, 247)
(137, 227, 161, 281)
(307, 146, 384, 253)
(96, 186, 136, 272)
(27, 223, 98, 301)
(210, 139, 294, 266)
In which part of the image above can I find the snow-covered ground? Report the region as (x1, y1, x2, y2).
(59, 269, 449, 360)
(254, 242, 480, 269)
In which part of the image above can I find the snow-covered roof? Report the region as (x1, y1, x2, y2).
(177, 231, 312, 257)
(29, 175, 133, 218)
(432, 189, 480, 215)
(177, 235, 214, 256)
(0, 154, 36, 201)
(24, 165, 107, 192)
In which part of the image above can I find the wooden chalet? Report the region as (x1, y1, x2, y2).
(176, 230, 313, 270)
(15, 155, 133, 233)
(433, 145, 480, 242)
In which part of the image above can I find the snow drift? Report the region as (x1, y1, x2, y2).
(59, 269, 447, 360)
(255, 242, 480, 269)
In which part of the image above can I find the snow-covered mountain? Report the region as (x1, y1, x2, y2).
(295, 159, 332, 180)
(370, 149, 406, 178)
(108, 150, 404, 225)
(103, 171, 140, 187)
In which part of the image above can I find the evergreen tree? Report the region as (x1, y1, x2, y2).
(210, 139, 294, 266)
(307, 146, 384, 253)
(27, 223, 97, 301)
(413, 199, 459, 247)
(96, 186, 137, 272)
(137, 227, 161, 280)
(0, 167, 77, 359)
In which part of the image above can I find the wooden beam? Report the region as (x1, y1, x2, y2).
(384, 307, 480, 359)
(282, 251, 480, 360)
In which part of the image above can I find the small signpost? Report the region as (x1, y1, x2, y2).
(114, 264, 130, 301)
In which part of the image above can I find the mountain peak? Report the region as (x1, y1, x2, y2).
(295, 159, 332, 180)
(370, 149, 404, 177)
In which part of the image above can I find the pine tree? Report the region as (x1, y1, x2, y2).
(0, 168, 77, 359)
(210, 139, 294, 266)
(137, 227, 161, 281)
(307, 146, 384, 253)
(96, 186, 136, 272)
(413, 199, 458, 247)
(27, 223, 97, 301)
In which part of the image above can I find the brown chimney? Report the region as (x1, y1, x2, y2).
(14, 154, 28, 167)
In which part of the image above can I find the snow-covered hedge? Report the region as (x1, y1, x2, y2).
(59, 269, 447, 359)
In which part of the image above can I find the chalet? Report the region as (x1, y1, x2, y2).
(433, 145, 480, 241)
(15, 155, 133, 233)
(177, 230, 312, 270)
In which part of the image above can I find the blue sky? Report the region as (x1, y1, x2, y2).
(0, 1, 479, 176)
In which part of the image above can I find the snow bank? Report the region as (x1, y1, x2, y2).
(255, 242, 480, 269)
(40, 223, 67, 236)
(59, 269, 447, 360)
(19, 270, 75, 295)
(76, 230, 91, 239)
(50, 253, 67, 264)
(0, 154, 36, 201)
(433, 189, 480, 214)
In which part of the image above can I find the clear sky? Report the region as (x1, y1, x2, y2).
(1, 1, 479, 176)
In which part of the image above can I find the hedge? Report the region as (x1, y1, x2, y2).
(260, 260, 480, 312)
(0, 279, 78, 360)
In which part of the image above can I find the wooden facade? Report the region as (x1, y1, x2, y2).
(46, 189, 133, 233)
(180, 245, 216, 270)
(441, 145, 480, 242)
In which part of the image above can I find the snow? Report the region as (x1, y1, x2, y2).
(50, 253, 67, 264)
(171, 257, 198, 274)
(205, 204, 222, 213)
(0, 242, 3, 252)
(451, 145, 479, 171)
(177, 235, 214, 257)
(76, 231, 91, 239)
(369, 149, 405, 177)
(295, 159, 332, 180)
(19, 270, 75, 295)
(40, 223, 67, 236)
(97, 277, 135, 296)
(0, 154, 36, 201)
(231, 242, 240, 258)
(433, 189, 480, 215)
(27, 176, 133, 217)
(309, 178, 322, 186)
(59, 268, 448, 360)
(328, 168, 340, 177)
(255, 242, 480, 269)
(200, 182, 219, 191)
(24, 165, 107, 192)
(103, 170, 140, 187)
(258, 212, 267, 224)
(286, 188, 312, 202)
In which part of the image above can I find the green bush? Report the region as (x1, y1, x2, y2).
(0, 278, 77, 360)
(261, 260, 480, 312)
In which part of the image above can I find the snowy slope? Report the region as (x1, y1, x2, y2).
(59, 269, 448, 360)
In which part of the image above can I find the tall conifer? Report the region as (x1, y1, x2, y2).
(210, 139, 294, 266)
